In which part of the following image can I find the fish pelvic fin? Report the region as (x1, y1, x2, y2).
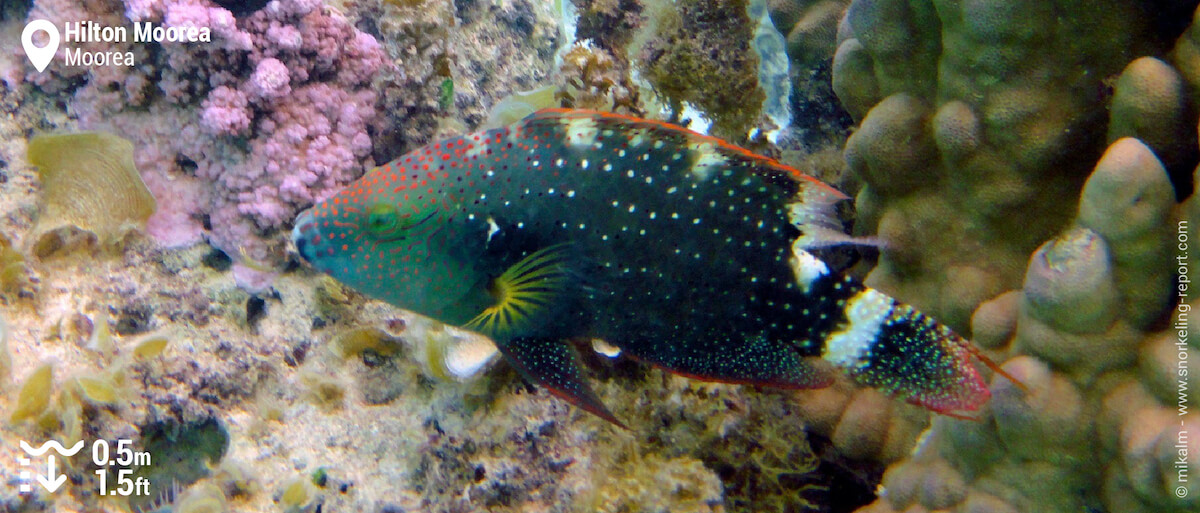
(463, 243, 571, 339)
(499, 336, 626, 429)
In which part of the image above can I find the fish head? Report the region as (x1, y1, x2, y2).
(291, 166, 484, 316)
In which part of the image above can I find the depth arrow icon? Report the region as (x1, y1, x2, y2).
(37, 455, 66, 492)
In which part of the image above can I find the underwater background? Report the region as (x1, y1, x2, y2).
(0, 0, 1196, 512)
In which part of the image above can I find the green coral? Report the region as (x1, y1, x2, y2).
(830, 2, 1200, 513)
(833, 0, 1187, 330)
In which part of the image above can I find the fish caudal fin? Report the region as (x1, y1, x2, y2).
(499, 336, 626, 428)
(819, 289, 992, 416)
(957, 340, 1029, 394)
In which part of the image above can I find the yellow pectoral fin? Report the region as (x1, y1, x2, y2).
(463, 244, 571, 338)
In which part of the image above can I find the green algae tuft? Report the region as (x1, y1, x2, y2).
(73, 375, 120, 405)
(331, 327, 403, 360)
(10, 363, 53, 423)
(129, 418, 230, 512)
(0, 314, 9, 385)
(132, 333, 171, 360)
(416, 325, 499, 382)
(174, 482, 227, 513)
(279, 476, 313, 511)
(482, 85, 561, 129)
(299, 369, 346, 411)
(0, 232, 28, 295)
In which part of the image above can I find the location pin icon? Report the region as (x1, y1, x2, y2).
(22, 20, 59, 73)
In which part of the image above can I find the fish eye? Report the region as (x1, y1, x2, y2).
(365, 202, 399, 235)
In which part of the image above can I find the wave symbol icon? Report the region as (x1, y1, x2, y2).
(19, 440, 84, 456)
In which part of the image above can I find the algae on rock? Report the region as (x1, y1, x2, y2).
(0, 314, 8, 385)
(0, 232, 28, 296)
(26, 132, 156, 256)
(10, 363, 53, 424)
(639, 0, 766, 140)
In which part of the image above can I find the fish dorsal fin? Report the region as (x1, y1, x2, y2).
(462, 243, 571, 339)
(519, 109, 875, 250)
(521, 108, 847, 199)
(520, 109, 871, 250)
(789, 183, 882, 250)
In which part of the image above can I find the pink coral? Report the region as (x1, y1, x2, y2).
(163, 1, 214, 30)
(28, 0, 387, 270)
(266, 24, 303, 50)
(200, 86, 252, 135)
(338, 32, 386, 86)
(268, 0, 321, 18)
(248, 58, 291, 100)
(141, 170, 208, 248)
(123, 0, 161, 21)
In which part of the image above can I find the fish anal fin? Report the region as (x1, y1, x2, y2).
(623, 337, 835, 390)
(499, 336, 626, 429)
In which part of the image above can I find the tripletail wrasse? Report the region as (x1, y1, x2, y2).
(292, 109, 1018, 426)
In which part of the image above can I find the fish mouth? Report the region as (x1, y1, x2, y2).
(290, 209, 317, 264)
